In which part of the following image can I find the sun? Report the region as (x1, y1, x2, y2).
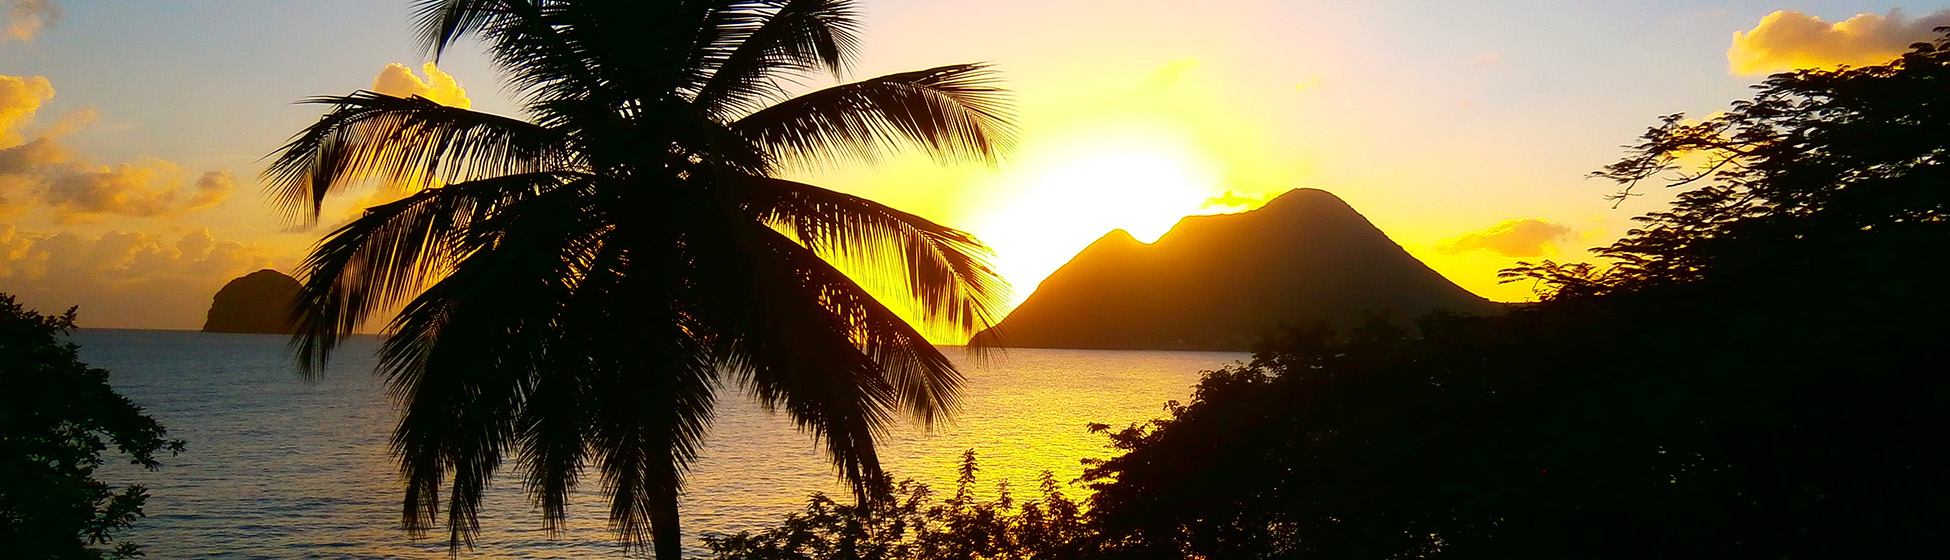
(966, 122, 1245, 312)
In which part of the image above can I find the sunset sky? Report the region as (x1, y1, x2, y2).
(2, 0, 1943, 333)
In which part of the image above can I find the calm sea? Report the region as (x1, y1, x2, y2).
(77, 329, 1245, 559)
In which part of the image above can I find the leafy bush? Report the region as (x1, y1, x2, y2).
(706, 450, 1090, 560)
(0, 294, 184, 559)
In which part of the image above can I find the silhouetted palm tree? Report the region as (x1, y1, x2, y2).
(265, 2, 1013, 558)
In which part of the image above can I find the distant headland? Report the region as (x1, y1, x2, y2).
(201, 269, 300, 334)
(972, 188, 1502, 351)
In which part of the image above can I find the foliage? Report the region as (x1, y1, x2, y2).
(706, 450, 1090, 560)
(0, 294, 184, 559)
(1086, 300, 1947, 558)
(1080, 36, 1950, 560)
(1506, 31, 1950, 299)
(265, 2, 1013, 558)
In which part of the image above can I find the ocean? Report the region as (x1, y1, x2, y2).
(77, 329, 1246, 559)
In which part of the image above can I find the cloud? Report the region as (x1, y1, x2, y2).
(1200, 190, 1271, 211)
(0, 75, 236, 220)
(0, 224, 275, 329)
(1729, 9, 1950, 75)
(372, 62, 472, 108)
(0, 74, 54, 147)
(41, 105, 93, 137)
(1, 141, 234, 220)
(285, 180, 410, 234)
(191, 169, 235, 208)
(38, 160, 232, 218)
(4, 0, 56, 42)
(1148, 58, 1202, 88)
(290, 61, 474, 231)
(1438, 218, 1573, 258)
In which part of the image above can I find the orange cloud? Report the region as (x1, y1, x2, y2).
(372, 62, 472, 108)
(4, 0, 57, 42)
(1, 142, 234, 220)
(40, 161, 232, 218)
(0, 224, 274, 329)
(1729, 9, 1950, 75)
(0, 75, 236, 220)
(292, 62, 472, 231)
(1438, 218, 1573, 258)
(0, 74, 54, 147)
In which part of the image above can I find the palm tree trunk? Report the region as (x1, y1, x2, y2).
(651, 469, 682, 560)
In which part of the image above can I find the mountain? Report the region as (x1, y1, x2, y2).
(971, 188, 1502, 351)
(201, 269, 301, 334)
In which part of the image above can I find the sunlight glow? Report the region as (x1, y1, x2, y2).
(966, 122, 1241, 311)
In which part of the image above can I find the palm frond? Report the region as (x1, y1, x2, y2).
(411, 0, 521, 59)
(443, 0, 613, 109)
(481, 1, 723, 111)
(689, 217, 905, 499)
(380, 177, 607, 546)
(726, 174, 1011, 338)
(584, 327, 716, 551)
(264, 91, 565, 225)
(692, 0, 862, 119)
(774, 231, 965, 430)
(732, 63, 1016, 169)
(564, 229, 720, 551)
(290, 172, 572, 373)
(385, 269, 531, 549)
(515, 240, 633, 532)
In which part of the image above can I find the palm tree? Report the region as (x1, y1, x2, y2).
(264, 1, 1013, 558)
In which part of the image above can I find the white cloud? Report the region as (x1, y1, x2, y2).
(1729, 9, 1950, 75)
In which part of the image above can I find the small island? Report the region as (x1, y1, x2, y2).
(201, 269, 300, 334)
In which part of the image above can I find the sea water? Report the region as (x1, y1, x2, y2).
(78, 329, 1245, 559)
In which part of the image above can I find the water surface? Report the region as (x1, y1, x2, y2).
(81, 329, 1244, 558)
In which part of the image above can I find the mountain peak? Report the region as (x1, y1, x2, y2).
(1271, 186, 1337, 201)
(972, 189, 1500, 351)
(1099, 228, 1139, 243)
(1256, 187, 1357, 215)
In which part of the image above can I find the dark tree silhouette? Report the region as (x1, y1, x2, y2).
(1080, 34, 1950, 560)
(0, 294, 184, 559)
(1507, 30, 1950, 299)
(265, 2, 1013, 558)
(705, 451, 1091, 560)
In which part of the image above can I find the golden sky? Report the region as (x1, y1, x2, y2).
(1, 1, 1945, 335)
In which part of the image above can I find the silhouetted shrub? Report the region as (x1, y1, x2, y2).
(706, 450, 1090, 560)
(0, 294, 183, 559)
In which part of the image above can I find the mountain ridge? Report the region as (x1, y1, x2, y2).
(972, 188, 1501, 351)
